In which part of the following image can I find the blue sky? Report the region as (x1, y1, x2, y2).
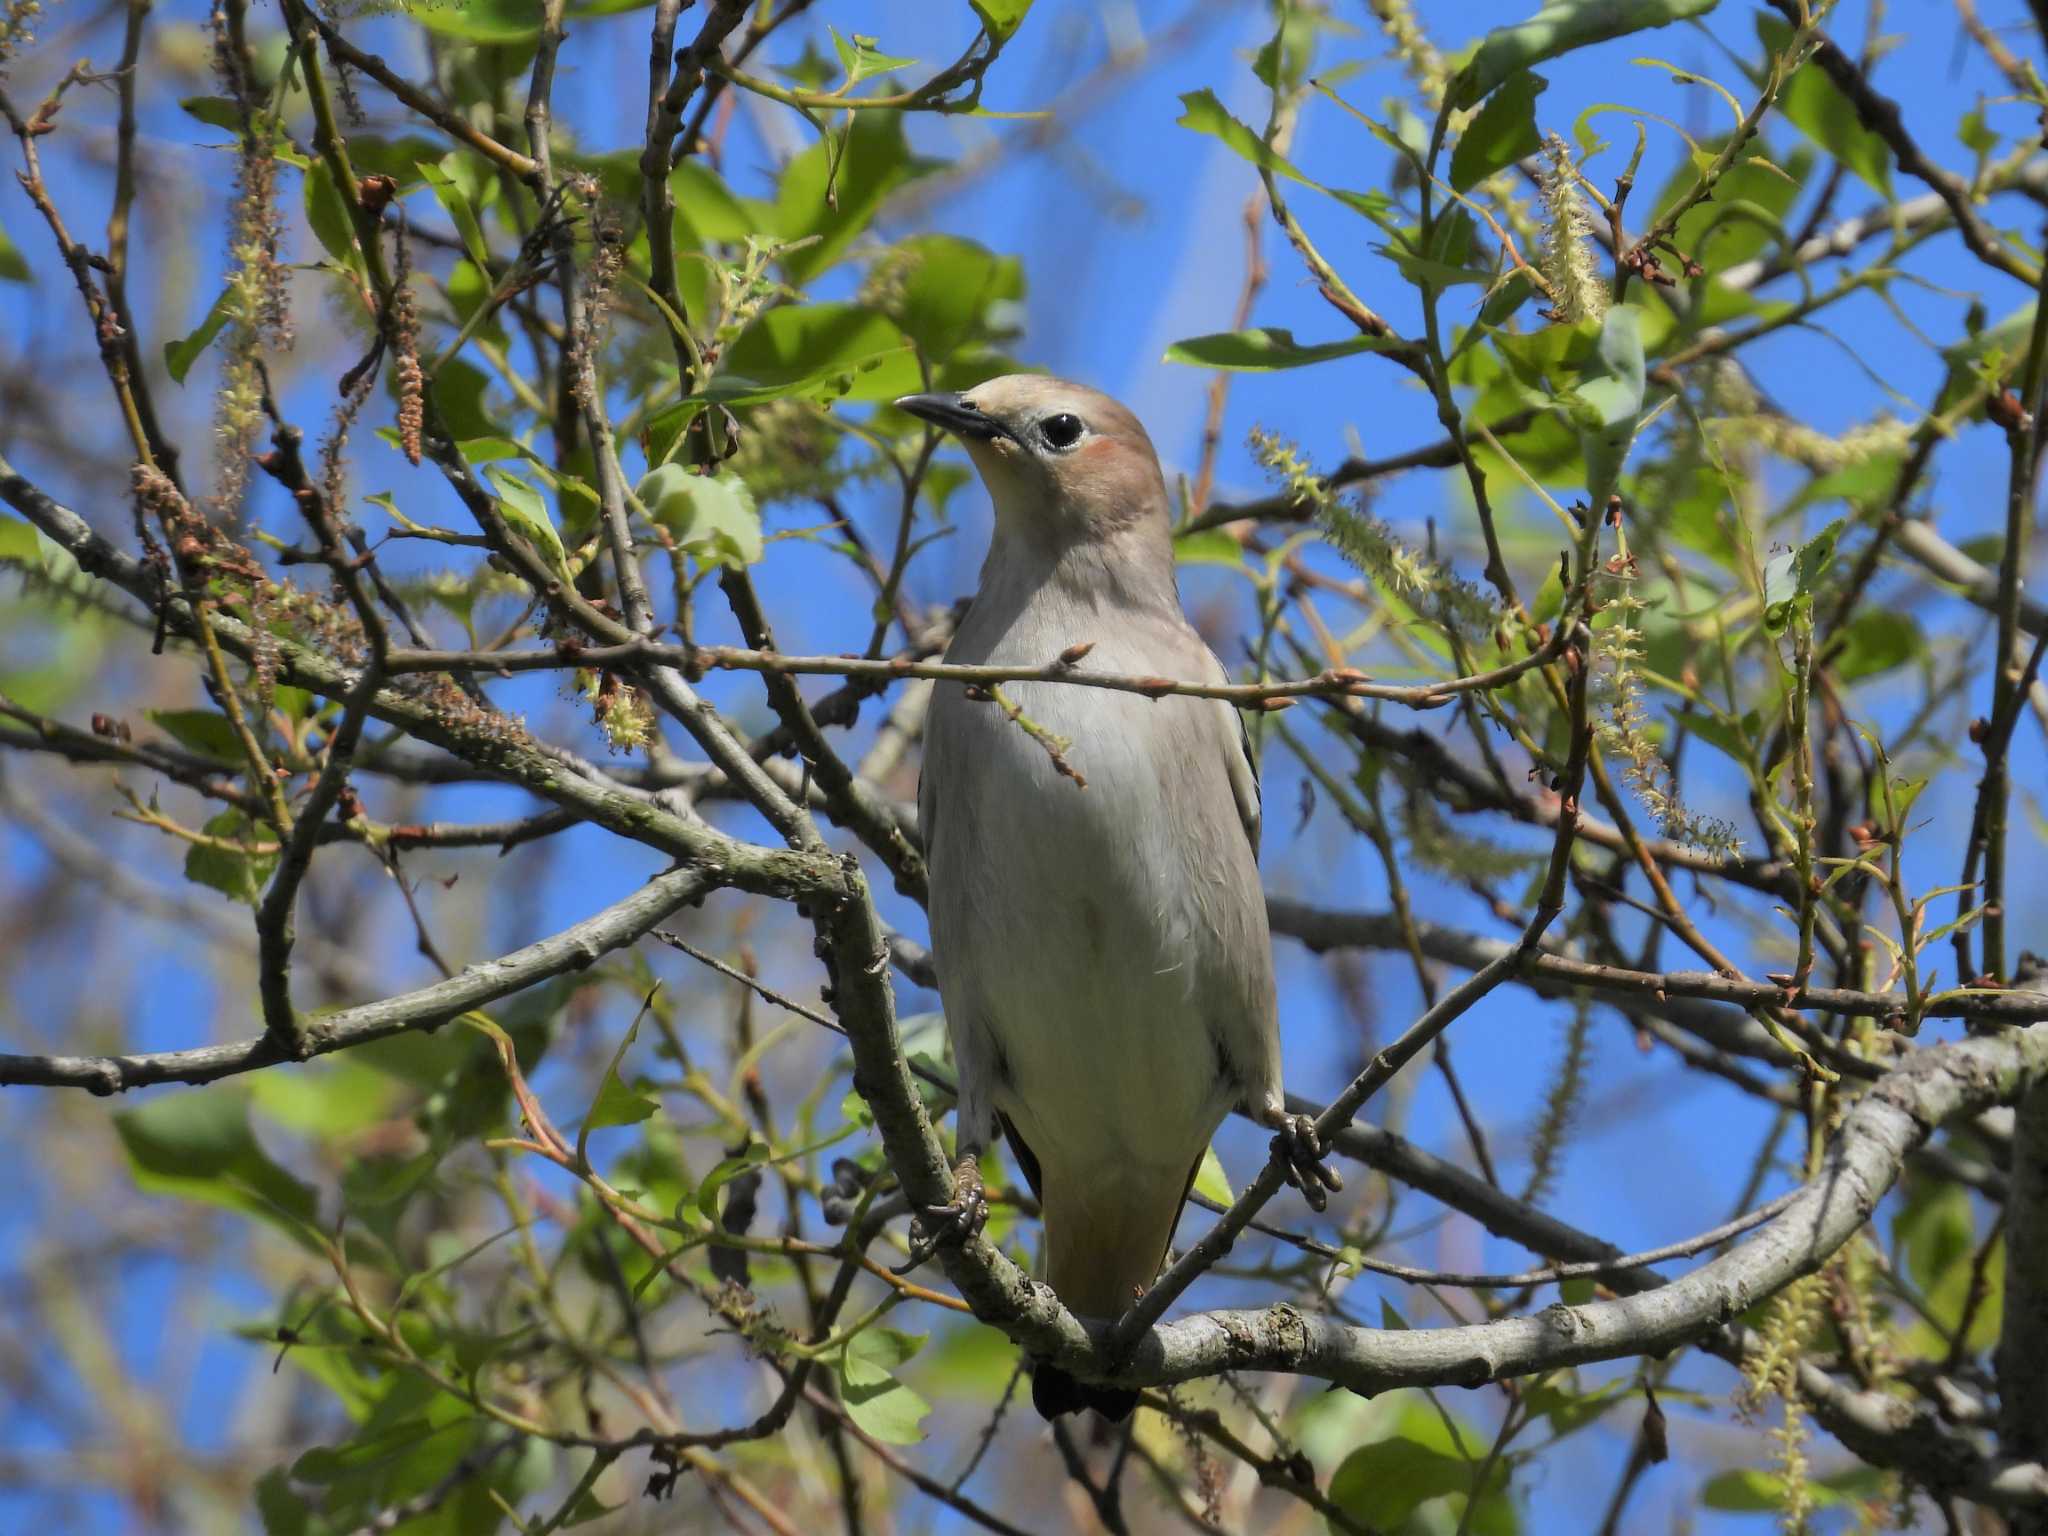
(3, 1, 2044, 1531)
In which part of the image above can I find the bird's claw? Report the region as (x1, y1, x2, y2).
(1269, 1114, 1343, 1213)
(893, 1155, 988, 1274)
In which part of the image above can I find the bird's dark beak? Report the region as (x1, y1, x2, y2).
(895, 392, 1018, 444)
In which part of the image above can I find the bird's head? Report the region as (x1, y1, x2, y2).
(895, 375, 1168, 545)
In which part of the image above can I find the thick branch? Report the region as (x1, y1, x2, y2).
(2000, 1075, 2048, 1495)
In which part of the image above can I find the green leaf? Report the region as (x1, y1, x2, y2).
(583, 1014, 659, 1141)
(164, 288, 236, 384)
(341, 136, 447, 193)
(484, 466, 567, 574)
(1651, 141, 1811, 277)
(969, 0, 1032, 43)
(149, 707, 246, 761)
(672, 161, 758, 247)
(837, 1327, 930, 1444)
(704, 301, 921, 405)
(432, 357, 499, 440)
(1174, 528, 1246, 568)
(887, 234, 1024, 362)
(179, 94, 245, 133)
(1163, 327, 1393, 371)
(185, 809, 279, 906)
(409, 0, 543, 43)
(773, 112, 934, 284)
(637, 466, 764, 568)
(1176, 89, 1317, 187)
(1253, 6, 1340, 93)
(302, 160, 360, 270)
(416, 156, 492, 272)
(830, 27, 917, 85)
(1703, 1464, 1890, 1512)
(1571, 304, 1647, 509)
(250, 1055, 400, 1138)
(1192, 1145, 1234, 1205)
(1757, 17, 1891, 194)
(1451, 0, 1721, 110)
(1522, 1377, 1630, 1438)
(0, 514, 37, 564)
(115, 1085, 320, 1247)
(0, 215, 29, 283)
(1451, 71, 1547, 192)
(1939, 302, 2038, 414)
(1762, 517, 1843, 634)
(1894, 1175, 1973, 1296)
(1329, 1433, 1491, 1527)
(1833, 610, 1921, 682)
(696, 1141, 770, 1222)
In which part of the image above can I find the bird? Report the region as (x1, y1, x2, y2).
(897, 375, 1338, 1421)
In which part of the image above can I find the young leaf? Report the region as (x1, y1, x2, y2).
(969, 0, 1033, 44)
(150, 707, 247, 761)
(580, 1013, 659, 1160)
(1177, 89, 1318, 188)
(1762, 517, 1844, 633)
(701, 302, 920, 405)
(185, 809, 281, 906)
(415, 156, 492, 272)
(0, 217, 28, 283)
(164, 289, 236, 383)
(696, 1141, 771, 1222)
(1451, 71, 1547, 192)
(1329, 1434, 1484, 1526)
(638, 466, 764, 568)
(1163, 327, 1394, 371)
(302, 160, 360, 271)
(837, 1328, 931, 1444)
(1451, 0, 1721, 110)
(484, 466, 568, 574)
(1192, 1145, 1234, 1204)
(1757, 16, 1892, 194)
(830, 27, 917, 86)
(773, 113, 934, 283)
(115, 1085, 321, 1248)
(1571, 304, 1647, 509)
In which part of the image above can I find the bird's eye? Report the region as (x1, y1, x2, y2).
(1039, 413, 1085, 451)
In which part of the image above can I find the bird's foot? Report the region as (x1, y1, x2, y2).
(894, 1153, 988, 1274)
(1266, 1113, 1343, 1213)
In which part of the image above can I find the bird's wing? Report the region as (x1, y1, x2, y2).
(917, 685, 1002, 1153)
(1191, 638, 1261, 858)
(1229, 706, 1262, 859)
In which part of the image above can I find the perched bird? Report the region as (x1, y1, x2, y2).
(898, 376, 1338, 1421)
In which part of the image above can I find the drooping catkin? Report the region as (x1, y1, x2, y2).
(1537, 134, 1607, 326)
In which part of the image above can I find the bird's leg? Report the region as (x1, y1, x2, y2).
(894, 1149, 989, 1274)
(1254, 1100, 1342, 1213)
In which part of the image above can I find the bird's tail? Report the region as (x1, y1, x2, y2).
(1026, 1157, 1202, 1420)
(1032, 1363, 1137, 1422)
(1041, 1163, 1188, 1319)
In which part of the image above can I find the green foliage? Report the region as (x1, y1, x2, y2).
(1450, 0, 1721, 110)
(836, 1328, 932, 1445)
(8, 3, 2040, 1532)
(1164, 326, 1394, 371)
(637, 465, 764, 568)
(185, 808, 282, 904)
(115, 1086, 321, 1248)
(1329, 1398, 1518, 1534)
(0, 214, 28, 282)
(1452, 71, 1547, 192)
(1756, 16, 1892, 194)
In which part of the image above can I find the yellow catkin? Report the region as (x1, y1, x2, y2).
(1538, 135, 1608, 325)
